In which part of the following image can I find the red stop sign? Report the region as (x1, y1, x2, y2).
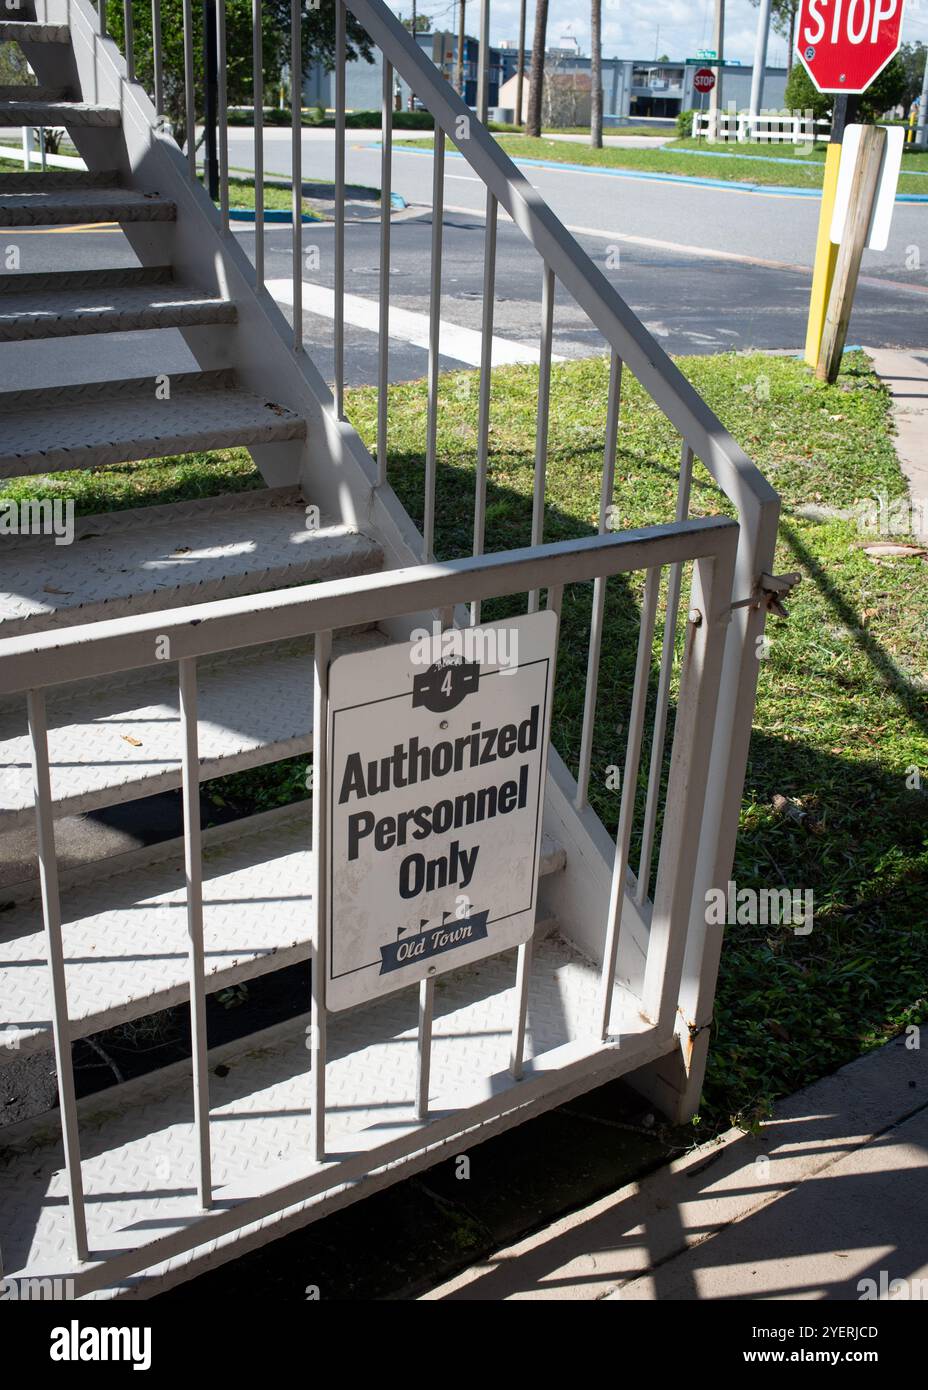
(796, 0, 906, 94)
(693, 67, 716, 93)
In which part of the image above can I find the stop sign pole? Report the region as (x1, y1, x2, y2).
(801, 0, 907, 369)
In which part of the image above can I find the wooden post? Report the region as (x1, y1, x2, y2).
(816, 124, 886, 385)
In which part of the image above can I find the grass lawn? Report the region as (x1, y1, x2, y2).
(670, 136, 928, 174)
(408, 134, 928, 194)
(2, 351, 925, 1135)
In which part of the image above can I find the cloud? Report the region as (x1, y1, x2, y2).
(384, 0, 927, 68)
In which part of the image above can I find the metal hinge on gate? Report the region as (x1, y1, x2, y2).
(732, 571, 802, 621)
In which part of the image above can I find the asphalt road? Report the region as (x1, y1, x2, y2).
(226, 126, 928, 282)
(2, 126, 924, 391)
(2, 203, 924, 395)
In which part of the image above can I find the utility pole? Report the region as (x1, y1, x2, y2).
(917, 47, 928, 148)
(203, 0, 219, 199)
(707, 0, 725, 140)
(456, 0, 466, 99)
(526, 0, 549, 138)
(476, 0, 490, 123)
(409, 0, 418, 111)
(515, 0, 526, 126)
(590, 0, 603, 149)
(748, 0, 771, 133)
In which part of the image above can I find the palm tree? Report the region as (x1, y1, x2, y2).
(526, 0, 549, 138)
(590, 0, 602, 149)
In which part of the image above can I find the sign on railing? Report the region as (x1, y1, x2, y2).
(326, 613, 557, 1010)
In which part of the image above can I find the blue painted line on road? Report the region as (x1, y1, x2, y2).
(229, 207, 324, 223)
(394, 141, 928, 201)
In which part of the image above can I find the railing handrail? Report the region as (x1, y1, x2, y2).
(346, 0, 777, 527)
(0, 517, 738, 694)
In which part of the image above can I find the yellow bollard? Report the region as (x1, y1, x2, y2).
(804, 141, 843, 368)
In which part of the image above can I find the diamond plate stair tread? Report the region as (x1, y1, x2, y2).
(0, 811, 565, 1059)
(0, 21, 70, 41)
(0, 370, 305, 477)
(0, 631, 389, 825)
(0, 279, 237, 340)
(0, 489, 382, 637)
(0, 186, 176, 226)
(0, 101, 120, 126)
(0, 925, 634, 1292)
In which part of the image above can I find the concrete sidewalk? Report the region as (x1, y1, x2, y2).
(868, 348, 928, 542)
(422, 1035, 928, 1300)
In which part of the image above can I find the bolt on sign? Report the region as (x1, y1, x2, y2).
(324, 612, 557, 1011)
(797, 0, 905, 94)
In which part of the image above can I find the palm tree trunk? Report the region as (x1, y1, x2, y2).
(526, 0, 549, 137)
(590, 0, 603, 148)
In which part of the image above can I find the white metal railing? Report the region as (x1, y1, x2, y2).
(7, 0, 781, 1280)
(691, 110, 832, 144)
(1, 519, 737, 1274)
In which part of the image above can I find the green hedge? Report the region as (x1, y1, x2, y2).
(226, 107, 436, 129)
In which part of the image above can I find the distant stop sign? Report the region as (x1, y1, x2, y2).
(797, 0, 906, 94)
(693, 67, 716, 93)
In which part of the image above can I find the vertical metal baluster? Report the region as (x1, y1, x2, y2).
(151, 0, 164, 116)
(596, 565, 661, 1040)
(512, 582, 562, 1077)
(311, 631, 332, 1163)
(423, 124, 445, 563)
(636, 442, 695, 905)
(416, 977, 434, 1120)
(123, 0, 135, 81)
(178, 659, 212, 1208)
(27, 691, 88, 1261)
(291, 0, 303, 351)
(216, 0, 229, 234)
(510, 939, 533, 1081)
(182, 0, 196, 180)
(376, 59, 393, 485)
(252, 0, 264, 286)
(471, 190, 497, 628)
(39, 126, 46, 172)
(575, 352, 622, 811)
(528, 265, 555, 613)
(333, 0, 346, 405)
(98, 0, 107, 37)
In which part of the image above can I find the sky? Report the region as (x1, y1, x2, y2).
(384, 1, 928, 69)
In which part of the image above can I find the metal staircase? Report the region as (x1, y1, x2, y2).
(0, 0, 778, 1297)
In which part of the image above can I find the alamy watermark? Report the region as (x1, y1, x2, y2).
(0, 498, 74, 546)
(706, 881, 813, 934)
(1, 1276, 75, 1300)
(851, 491, 926, 538)
(409, 621, 519, 676)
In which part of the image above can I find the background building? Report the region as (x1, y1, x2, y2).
(304, 33, 789, 125)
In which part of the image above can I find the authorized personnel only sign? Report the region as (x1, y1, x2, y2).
(325, 612, 556, 1011)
